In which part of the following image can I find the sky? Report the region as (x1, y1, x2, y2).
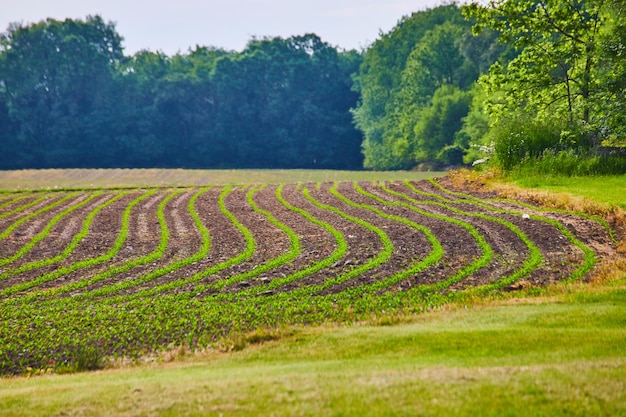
(1, 0, 449, 55)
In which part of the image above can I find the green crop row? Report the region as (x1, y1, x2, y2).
(407, 184, 543, 291)
(0, 193, 79, 241)
(427, 178, 616, 243)
(0, 194, 34, 214)
(266, 184, 348, 290)
(424, 180, 597, 285)
(358, 183, 494, 293)
(0, 180, 609, 375)
(233, 183, 350, 295)
(395, 182, 543, 291)
(0, 192, 102, 268)
(322, 183, 444, 294)
(196, 185, 300, 292)
(0, 195, 12, 208)
(123, 186, 258, 298)
(298, 184, 395, 291)
(69, 190, 182, 299)
(105, 184, 299, 300)
(1, 191, 155, 298)
(0, 194, 50, 219)
(101, 187, 215, 295)
(146, 182, 352, 300)
(0, 192, 131, 280)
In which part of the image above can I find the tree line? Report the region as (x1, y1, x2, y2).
(1, 2, 625, 171)
(465, 0, 626, 173)
(353, 4, 506, 170)
(0, 16, 362, 169)
(355, 0, 626, 172)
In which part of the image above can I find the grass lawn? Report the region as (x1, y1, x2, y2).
(509, 174, 626, 209)
(1, 283, 625, 416)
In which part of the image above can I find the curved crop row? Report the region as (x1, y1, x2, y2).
(0, 179, 616, 375)
(0, 194, 50, 220)
(0, 194, 34, 214)
(393, 182, 543, 291)
(423, 180, 598, 285)
(195, 185, 300, 292)
(0, 193, 79, 242)
(0, 192, 102, 268)
(355, 183, 494, 293)
(250, 183, 348, 293)
(118, 184, 300, 299)
(126, 186, 259, 298)
(1, 191, 155, 298)
(64, 190, 182, 298)
(0, 192, 131, 281)
(325, 183, 444, 293)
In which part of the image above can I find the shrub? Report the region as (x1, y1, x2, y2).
(492, 117, 591, 171)
(437, 144, 466, 166)
(512, 148, 626, 177)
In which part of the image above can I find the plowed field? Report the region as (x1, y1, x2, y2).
(0, 178, 619, 374)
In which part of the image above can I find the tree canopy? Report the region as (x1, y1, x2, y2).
(0, 17, 362, 169)
(464, 0, 626, 151)
(2, 3, 623, 172)
(352, 4, 505, 170)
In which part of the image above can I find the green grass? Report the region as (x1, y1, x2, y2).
(1, 283, 624, 416)
(509, 174, 626, 209)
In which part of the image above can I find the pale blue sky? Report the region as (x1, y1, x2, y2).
(2, 0, 449, 55)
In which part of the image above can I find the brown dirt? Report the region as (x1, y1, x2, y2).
(0, 179, 620, 299)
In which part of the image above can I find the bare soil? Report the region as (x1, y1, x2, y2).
(0, 179, 619, 299)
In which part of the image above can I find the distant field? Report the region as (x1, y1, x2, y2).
(0, 169, 444, 191)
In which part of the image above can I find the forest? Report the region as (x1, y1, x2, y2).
(1, 1, 625, 171)
(0, 19, 362, 169)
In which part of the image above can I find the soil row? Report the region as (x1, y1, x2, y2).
(0, 180, 617, 300)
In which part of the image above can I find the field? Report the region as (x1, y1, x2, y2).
(0, 169, 620, 372)
(0, 169, 625, 415)
(0, 168, 441, 191)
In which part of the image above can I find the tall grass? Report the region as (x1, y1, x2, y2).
(492, 117, 578, 171)
(511, 148, 626, 177)
(490, 115, 626, 176)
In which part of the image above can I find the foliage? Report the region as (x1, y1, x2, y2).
(413, 85, 472, 165)
(0, 18, 363, 169)
(0, 16, 123, 168)
(491, 116, 572, 171)
(463, 0, 626, 170)
(511, 148, 626, 177)
(353, 4, 505, 170)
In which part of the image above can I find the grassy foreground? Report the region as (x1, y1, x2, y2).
(1, 282, 625, 416)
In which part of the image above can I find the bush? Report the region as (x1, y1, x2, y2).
(492, 117, 591, 171)
(512, 148, 626, 177)
(437, 144, 466, 166)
